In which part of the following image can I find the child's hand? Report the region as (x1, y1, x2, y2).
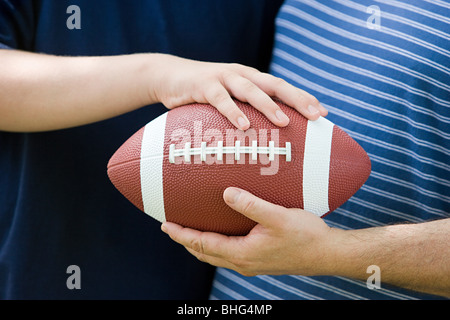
(152, 55, 327, 130)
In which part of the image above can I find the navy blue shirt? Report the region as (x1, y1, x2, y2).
(0, 0, 283, 299)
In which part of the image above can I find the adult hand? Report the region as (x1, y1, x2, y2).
(161, 187, 336, 277)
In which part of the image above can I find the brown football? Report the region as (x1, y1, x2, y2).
(107, 100, 371, 235)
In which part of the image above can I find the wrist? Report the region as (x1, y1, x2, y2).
(137, 53, 186, 107)
(125, 53, 168, 107)
(315, 227, 369, 279)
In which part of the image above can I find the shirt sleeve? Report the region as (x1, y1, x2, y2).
(0, 0, 39, 50)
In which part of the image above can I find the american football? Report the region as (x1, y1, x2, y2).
(107, 100, 371, 236)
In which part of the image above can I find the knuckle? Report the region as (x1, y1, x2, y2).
(241, 79, 258, 93)
(274, 76, 288, 88)
(308, 95, 319, 106)
(228, 62, 243, 69)
(208, 88, 230, 105)
(269, 77, 289, 96)
(240, 198, 256, 216)
(296, 90, 317, 105)
(189, 238, 204, 254)
(228, 63, 249, 72)
(242, 65, 259, 76)
(220, 69, 236, 81)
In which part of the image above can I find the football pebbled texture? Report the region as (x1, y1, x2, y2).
(107, 100, 371, 236)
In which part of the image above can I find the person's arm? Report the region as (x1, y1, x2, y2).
(331, 216, 450, 297)
(0, 50, 327, 132)
(162, 187, 450, 298)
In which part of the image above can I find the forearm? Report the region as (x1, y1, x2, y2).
(0, 50, 162, 132)
(329, 218, 450, 297)
(0, 50, 326, 133)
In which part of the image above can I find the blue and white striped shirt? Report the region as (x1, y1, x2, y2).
(210, 0, 450, 300)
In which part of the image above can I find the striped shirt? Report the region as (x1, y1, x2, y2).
(210, 0, 450, 300)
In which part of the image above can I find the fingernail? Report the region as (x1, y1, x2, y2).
(308, 105, 319, 115)
(225, 187, 241, 205)
(161, 223, 167, 233)
(276, 110, 289, 123)
(237, 116, 249, 130)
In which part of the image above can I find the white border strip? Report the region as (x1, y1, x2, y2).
(302, 117, 334, 216)
(140, 112, 168, 223)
